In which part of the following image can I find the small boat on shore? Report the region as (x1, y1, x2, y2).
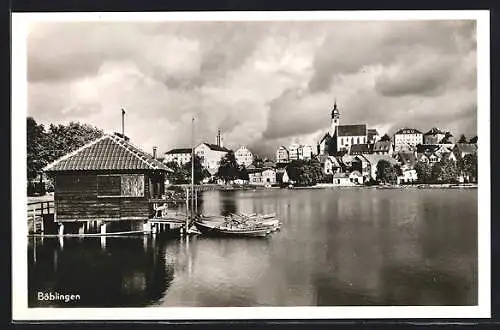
(194, 212, 280, 237)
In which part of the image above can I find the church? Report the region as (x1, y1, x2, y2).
(317, 101, 376, 156)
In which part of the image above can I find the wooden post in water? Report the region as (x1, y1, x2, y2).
(40, 203, 44, 233)
(185, 187, 190, 235)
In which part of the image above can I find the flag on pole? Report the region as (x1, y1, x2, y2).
(122, 108, 126, 115)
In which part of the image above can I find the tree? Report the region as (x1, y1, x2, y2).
(469, 136, 478, 144)
(27, 117, 49, 180)
(183, 155, 207, 184)
(438, 158, 459, 183)
(375, 160, 399, 184)
(165, 161, 189, 184)
(439, 132, 454, 144)
(238, 165, 249, 181)
(217, 151, 240, 183)
(414, 162, 432, 183)
(458, 153, 478, 182)
(380, 134, 391, 142)
(457, 134, 467, 143)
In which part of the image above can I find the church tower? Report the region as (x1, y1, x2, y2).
(329, 100, 340, 136)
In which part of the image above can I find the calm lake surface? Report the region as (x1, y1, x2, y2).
(28, 188, 478, 307)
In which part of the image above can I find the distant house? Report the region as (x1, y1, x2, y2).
(324, 156, 343, 175)
(349, 143, 371, 155)
(452, 143, 478, 159)
(393, 128, 423, 152)
(164, 148, 192, 166)
(301, 145, 314, 160)
(43, 133, 173, 235)
(398, 169, 418, 184)
(337, 125, 368, 153)
(276, 146, 290, 163)
(423, 127, 446, 145)
(372, 141, 393, 156)
(417, 152, 440, 164)
(332, 172, 352, 186)
(195, 142, 231, 171)
(349, 170, 364, 185)
(367, 129, 380, 144)
(318, 133, 332, 155)
(248, 168, 277, 185)
(235, 146, 254, 167)
(288, 143, 301, 161)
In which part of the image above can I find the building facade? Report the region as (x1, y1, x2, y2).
(276, 146, 289, 163)
(194, 143, 230, 171)
(393, 128, 423, 152)
(235, 146, 254, 167)
(423, 127, 446, 145)
(163, 148, 192, 165)
(288, 143, 301, 160)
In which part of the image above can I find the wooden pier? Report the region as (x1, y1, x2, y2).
(27, 200, 55, 234)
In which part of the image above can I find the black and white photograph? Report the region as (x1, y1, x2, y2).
(12, 10, 490, 320)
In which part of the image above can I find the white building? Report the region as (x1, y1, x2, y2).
(163, 148, 192, 165)
(276, 146, 289, 163)
(194, 143, 230, 171)
(393, 128, 423, 152)
(248, 168, 277, 185)
(235, 146, 254, 167)
(301, 145, 314, 160)
(288, 143, 301, 160)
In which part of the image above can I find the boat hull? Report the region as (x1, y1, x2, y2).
(194, 221, 271, 238)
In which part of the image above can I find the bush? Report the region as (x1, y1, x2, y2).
(27, 181, 46, 196)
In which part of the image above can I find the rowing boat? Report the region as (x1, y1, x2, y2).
(194, 220, 272, 238)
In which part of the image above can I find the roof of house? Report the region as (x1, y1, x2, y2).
(416, 144, 440, 153)
(454, 143, 478, 155)
(277, 145, 289, 151)
(349, 170, 362, 177)
(333, 172, 349, 178)
(424, 127, 445, 135)
(43, 134, 172, 172)
(337, 124, 367, 137)
(373, 141, 392, 152)
(367, 129, 379, 141)
(349, 143, 371, 154)
(360, 154, 399, 166)
(198, 143, 231, 152)
(394, 128, 422, 135)
(165, 148, 192, 155)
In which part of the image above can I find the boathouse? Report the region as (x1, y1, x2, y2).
(43, 133, 172, 235)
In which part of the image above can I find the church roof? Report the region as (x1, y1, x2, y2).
(337, 124, 367, 137)
(319, 132, 331, 143)
(424, 127, 445, 135)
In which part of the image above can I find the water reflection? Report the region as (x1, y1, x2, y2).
(28, 188, 477, 307)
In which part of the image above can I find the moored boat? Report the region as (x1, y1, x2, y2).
(194, 220, 272, 238)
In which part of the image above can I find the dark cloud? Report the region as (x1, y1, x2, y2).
(26, 20, 478, 156)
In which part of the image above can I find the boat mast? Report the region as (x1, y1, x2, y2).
(191, 117, 195, 219)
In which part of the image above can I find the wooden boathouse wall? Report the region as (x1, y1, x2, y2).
(54, 170, 165, 222)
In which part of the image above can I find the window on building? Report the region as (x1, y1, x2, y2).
(97, 174, 145, 197)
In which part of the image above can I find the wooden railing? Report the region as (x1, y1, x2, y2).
(27, 201, 54, 233)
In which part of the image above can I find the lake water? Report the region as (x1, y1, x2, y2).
(28, 188, 478, 307)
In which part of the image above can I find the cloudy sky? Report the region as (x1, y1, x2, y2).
(27, 19, 477, 157)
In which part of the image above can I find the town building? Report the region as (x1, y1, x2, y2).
(276, 146, 289, 163)
(323, 156, 343, 175)
(163, 148, 192, 165)
(367, 129, 380, 144)
(423, 127, 446, 145)
(393, 128, 423, 152)
(288, 143, 301, 161)
(301, 145, 314, 160)
(359, 154, 400, 182)
(235, 146, 254, 167)
(349, 143, 371, 155)
(42, 133, 172, 235)
(372, 141, 393, 156)
(248, 168, 277, 185)
(332, 172, 352, 186)
(452, 143, 478, 159)
(349, 171, 364, 185)
(316, 101, 377, 155)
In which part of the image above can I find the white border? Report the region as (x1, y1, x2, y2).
(12, 10, 490, 321)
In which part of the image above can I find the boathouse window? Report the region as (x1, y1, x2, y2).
(97, 174, 145, 197)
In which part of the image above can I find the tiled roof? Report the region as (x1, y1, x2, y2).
(394, 128, 422, 135)
(202, 143, 231, 152)
(373, 141, 392, 152)
(319, 132, 331, 143)
(361, 154, 399, 166)
(349, 144, 370, 154)
(165, 148, 192, 154)
(333, 172, 348, 178)
(424, 127, 445, 135)
(416, 144, 440, 153)
(337, 124, 367, 137)
(43, 134, 172, 172)
(454, 143, 478, 155)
